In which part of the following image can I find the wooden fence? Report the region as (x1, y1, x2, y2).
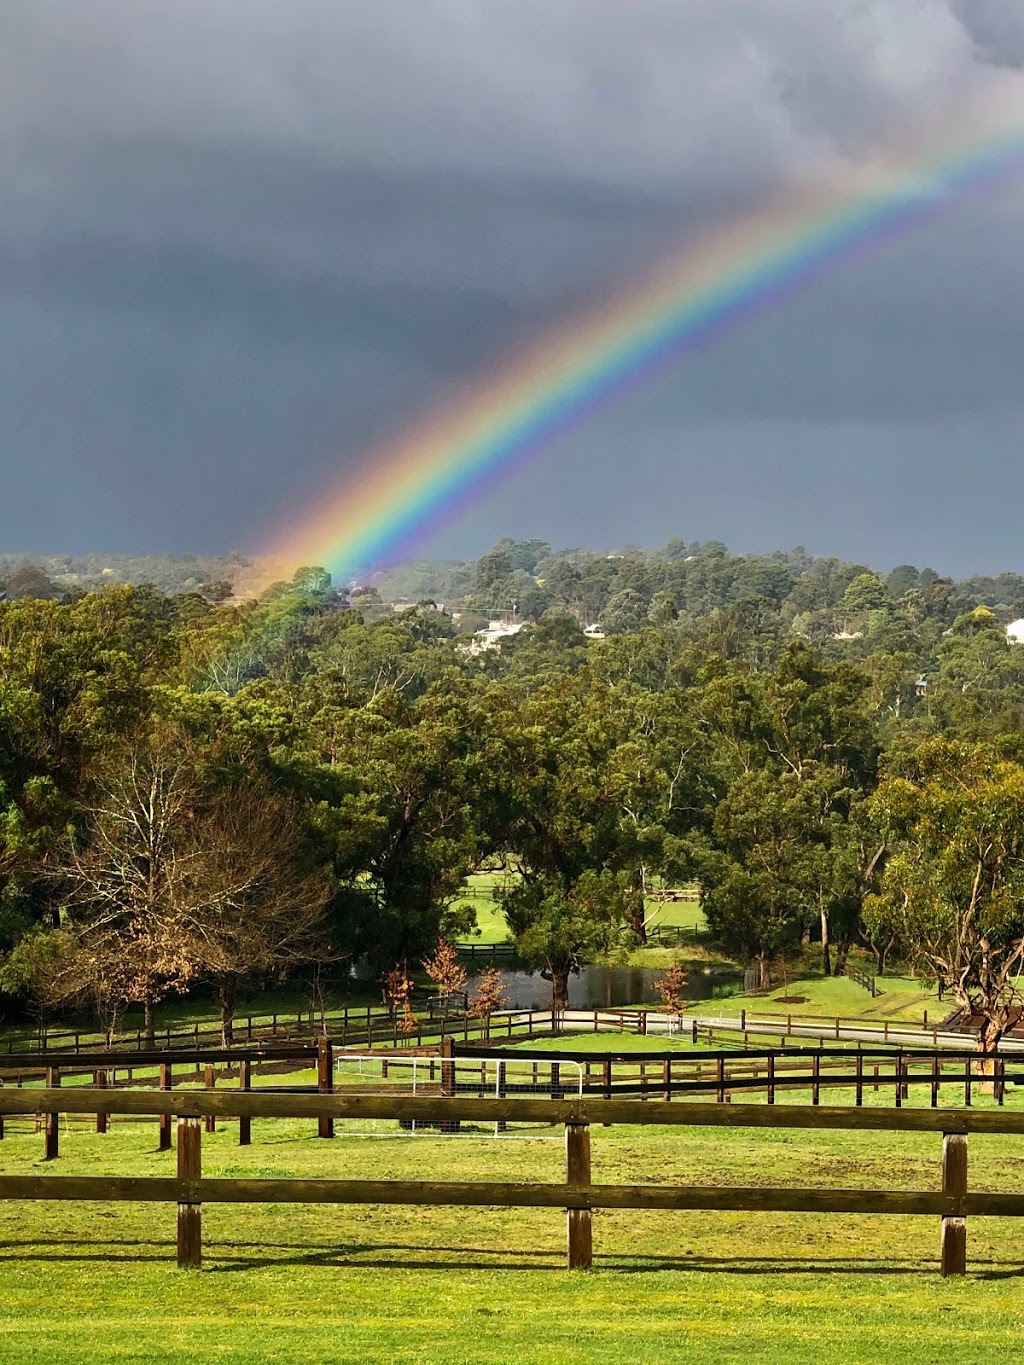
(2, 1007, 657, 1058)
(1, 1005, 981, 1066)
(839, 966, 879, 997)
(457, 1043, 1019, 1107)
(1, 1086, 1021, 1276)
(454, 942, 518, 964)
(3, 1007, 380, 1056)
(4, 1037, 1015, 1118)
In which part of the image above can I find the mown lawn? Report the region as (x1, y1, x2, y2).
(701, 973, 945, 1026)
(2, 1104, 1024, 1362)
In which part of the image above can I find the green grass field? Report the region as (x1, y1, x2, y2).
(699, 973, 945, 1026)
(456, 873, 708, 949)
(2, 1100, 1024, 1362)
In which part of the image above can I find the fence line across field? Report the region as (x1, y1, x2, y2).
(8, 1002, 992, 1059)
(331, 1052, 584, 1136)
(0, 1086, 1018, 1276)
(4, 1039, 1024, 1110)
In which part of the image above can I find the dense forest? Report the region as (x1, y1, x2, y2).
(4, 537, 1024, 1049)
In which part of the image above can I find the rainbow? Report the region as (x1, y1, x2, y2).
(268, 94, 1024, 582)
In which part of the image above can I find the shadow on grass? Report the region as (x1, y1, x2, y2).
(0, 1237, 1020, 1277)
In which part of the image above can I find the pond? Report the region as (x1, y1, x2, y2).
(469, 963, 739, 1011)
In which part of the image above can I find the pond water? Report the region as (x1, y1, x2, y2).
(469, 963, 738, 1011)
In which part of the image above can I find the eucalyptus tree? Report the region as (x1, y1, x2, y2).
(866, 739, 1024, 1052)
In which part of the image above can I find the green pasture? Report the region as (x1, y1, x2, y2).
(2, 1106, 1024, 1362)
(455, 872, 708, 950)
(698, 973, 945, 1026)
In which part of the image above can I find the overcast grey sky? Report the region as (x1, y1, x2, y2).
(3, 1, 1024, 574)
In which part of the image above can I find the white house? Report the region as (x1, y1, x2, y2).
(1006, 619, 1024, 644)
(463, 618, 526, 656)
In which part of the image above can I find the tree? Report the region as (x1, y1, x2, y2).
(175, 783, 333, 1045)
(467, 965, 508, 1027)
(886, 564, 920, 596)
(476, 546, 515, 594)
(694, 643, 879, 978)
(654, 960, 687, 1015)
(385, 962, 416, 1034)
(487, 676, 649, 1008)
(866, 741, 1024, 1052)
(283, 679, 486, 973)
(5, 563, 59, 600)
(62, 737, 331, 1043)
(422, 939, 467, 998)
(600, 588, 650, 636)
(504, 869, 638, 1010)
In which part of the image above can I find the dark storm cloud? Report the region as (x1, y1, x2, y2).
(2, 2, 1024, 571)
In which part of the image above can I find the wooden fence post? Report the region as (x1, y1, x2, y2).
(204, 1064, 216, 1133)
(239, 1059, 251, 1146)
(940, 1131, 968, 1277)
(177, 1117, 202, 1269)
(95, 1070, 108, 1134)
(317, 1037, 334, 1139)
(855, 1048, 863, 1107)
(159, 1063, 172, 1151)
(45, 1066, 60, 1160)
(767, 1054, 775, 1106)
(566, 1122, 593, 1270)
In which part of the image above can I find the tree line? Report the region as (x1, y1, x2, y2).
(3, 544, 1024, 1048)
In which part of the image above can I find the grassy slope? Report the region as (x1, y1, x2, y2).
(1, 1112, 1024, 1362)
(695, 974, 945, 1026)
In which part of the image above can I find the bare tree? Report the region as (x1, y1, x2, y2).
(62, 745, 202, 1040)
(63, 738, 332, 1044)
(175, 784, 333, 1045)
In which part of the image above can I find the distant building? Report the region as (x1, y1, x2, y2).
(583, 624, 606, 641)
(463, 617, 526, 656)
(915, 677, 928, 698)
(1006, 619, 1024, 644)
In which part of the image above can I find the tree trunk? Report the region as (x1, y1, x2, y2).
(143, 997, 155, 1046)
(549, 968, 571, 1014)
(755, 952, 771, 992)
(820, 902, 831, 977)
(219, 980, 236, 1048)
(800, 921, 811, 947)
(630, 906, 648, 946)
(834, 940, 850, 976)
(978, 1016, 1003, 1094)
(874, 943, 888, 976)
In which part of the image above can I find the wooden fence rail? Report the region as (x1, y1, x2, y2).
(0, 1088, 1022, 1276)
(4, 1005, 980, 1058)
(3, 1041, 1017, 1115)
